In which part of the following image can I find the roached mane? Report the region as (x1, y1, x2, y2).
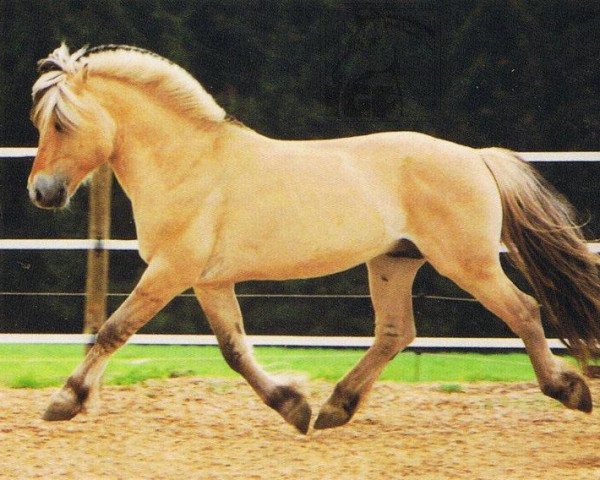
(31, 43, 226, 131)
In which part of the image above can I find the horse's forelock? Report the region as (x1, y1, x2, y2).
(31, 44, 89, 131)
(37, 59, 64, 74)
(36, 44, 88, 74)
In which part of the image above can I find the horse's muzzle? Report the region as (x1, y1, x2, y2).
(29, 173, 69, 209)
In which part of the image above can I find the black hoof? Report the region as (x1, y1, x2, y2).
(314, 405, 352, 430)
(314, 385, 360, 430)
(42, 378, 89, 421)
(542, 371, 593, 413)
(42, 394, 83, 421)
(267, 385, 312, 434)
(42, 403, 81, 421)
(289, 398, 312, 435)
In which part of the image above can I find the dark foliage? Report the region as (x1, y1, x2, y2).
(1, 1, 598, 335)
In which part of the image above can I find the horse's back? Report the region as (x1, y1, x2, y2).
(304, 130, 499, 238)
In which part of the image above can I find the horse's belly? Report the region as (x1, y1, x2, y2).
(200, 221, 398, 283)
(203, 246, 385, 282)
(245, 246, 384, 280)
(198, 146, 408, 283)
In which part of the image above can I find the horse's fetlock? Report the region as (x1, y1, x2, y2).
(66, 376, 90, 406)
(267, 385, 301, 412)
(332, 385, 360, 416)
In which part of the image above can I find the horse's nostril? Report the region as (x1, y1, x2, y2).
(31, 175, 68, 209)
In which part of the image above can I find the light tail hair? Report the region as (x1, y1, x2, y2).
(481, 148, 600, 367)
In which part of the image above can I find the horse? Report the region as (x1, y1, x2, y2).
(28, 44, 600, 434)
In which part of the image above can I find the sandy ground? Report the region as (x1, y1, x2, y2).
(0, 377, 599, 479)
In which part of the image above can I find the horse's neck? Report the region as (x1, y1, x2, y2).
(85, 78, 208, 197)
(108, 110, 223, 203)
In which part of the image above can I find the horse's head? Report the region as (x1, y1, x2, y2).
(28, 44, 116, 209)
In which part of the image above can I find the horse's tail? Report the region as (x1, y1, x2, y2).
(481, 148, 600, 367)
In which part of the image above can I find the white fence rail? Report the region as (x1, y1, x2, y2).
(1, 238, 599, 253)
(0, 148, 597, 349)
(0, 147, 37, 158)
(2, 148, 600, 253)
(0, 239, 139, 250)
(0, 333, 568, 350)
(3, 148, 600, 162)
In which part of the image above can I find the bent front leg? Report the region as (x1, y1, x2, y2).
(43, 262, 186, 421)
(195, 284, 312, 434)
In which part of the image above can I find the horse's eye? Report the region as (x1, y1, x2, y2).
(54, 121, 65, 133)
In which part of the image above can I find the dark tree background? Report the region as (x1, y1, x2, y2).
(0, 0, 599, 337)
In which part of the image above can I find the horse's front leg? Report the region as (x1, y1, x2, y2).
(315, 256, 425, 429)
(195, 283, 312, 434)
(43, 262, 186, 421)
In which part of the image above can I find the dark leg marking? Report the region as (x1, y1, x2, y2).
(66, 376, 90, 406)
(96, 319, 129, 352)
(220, 334, 243, 373)
(337, 387, 360, 418)
(267, 385, 302, 411)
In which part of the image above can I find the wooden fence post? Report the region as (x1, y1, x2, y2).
(84, 164, 113, 347)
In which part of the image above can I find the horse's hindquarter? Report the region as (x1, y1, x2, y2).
(395, 135, 503, 270)
(200, 132, 412, 282)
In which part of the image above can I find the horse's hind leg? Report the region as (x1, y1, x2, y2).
(429, 254, 592, 413)
(195, 283, 312, 434)
(314, 256, 424, 430)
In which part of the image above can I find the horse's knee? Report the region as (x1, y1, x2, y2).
(378, 335, 409, 359)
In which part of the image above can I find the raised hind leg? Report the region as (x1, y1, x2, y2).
(195, 283, 312, 434)
(397, 149, 591, 413)
(429, 254, 592, 413)
(314, 255, 425, 429)
(43, 262, 186, 421)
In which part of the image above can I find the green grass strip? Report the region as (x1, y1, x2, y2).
(0, 344, 540, 389)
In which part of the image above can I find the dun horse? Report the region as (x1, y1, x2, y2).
(28, 44, 600, 433)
